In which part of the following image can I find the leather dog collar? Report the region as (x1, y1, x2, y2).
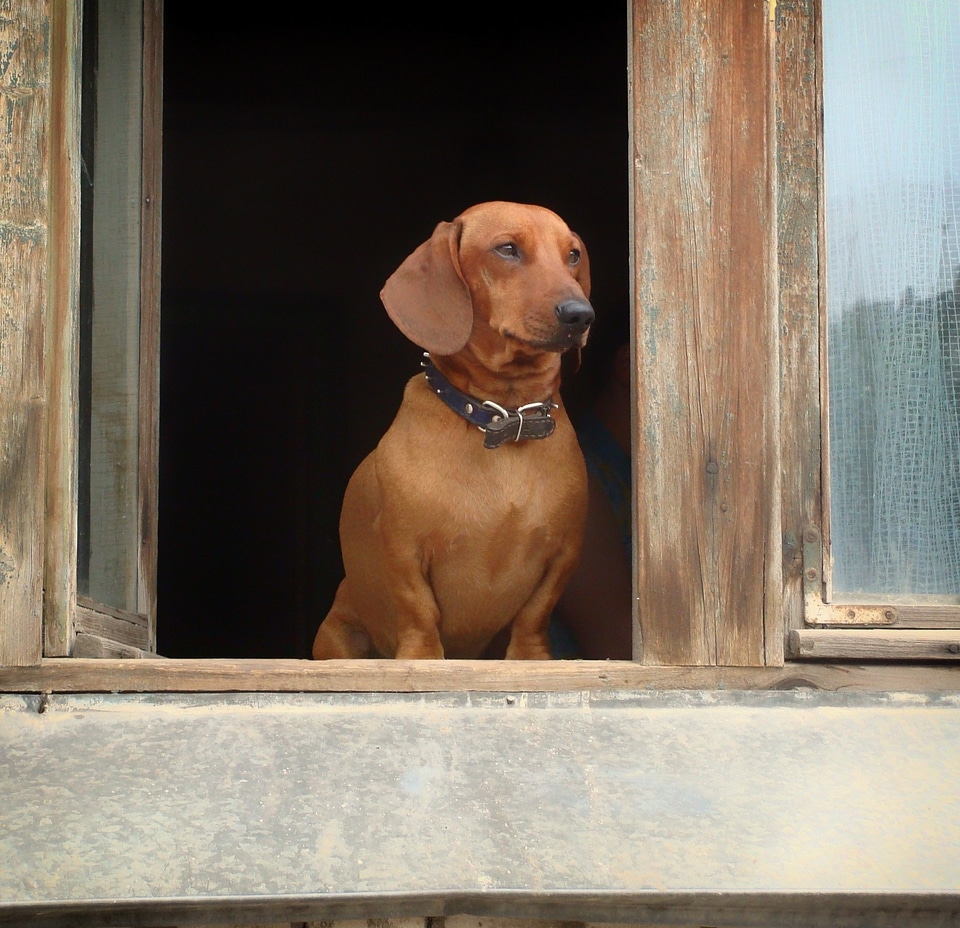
(421, 354, 558, 450)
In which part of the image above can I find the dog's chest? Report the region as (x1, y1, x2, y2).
(445, 436, 573, 520)
(424, 442, 581, 576)
(383, 390, 586, 583)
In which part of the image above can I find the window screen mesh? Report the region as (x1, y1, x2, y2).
(824, 0, 960, 596)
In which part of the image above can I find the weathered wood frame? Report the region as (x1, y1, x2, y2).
(2, 657, 960, 693)
(42, 0, 162, 661)
(1, 0, 958, 683)
(0, 0, 160, 666)
(0, 0, 52, 667)
(779, 0, 960, 659)
(630, 0, 780, 667)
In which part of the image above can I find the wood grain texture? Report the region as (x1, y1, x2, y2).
(776, 0, 823, 638)
(1, 657, 958, 693)
(43, 1, 82, 657)
(777, 6, 960, 640)
(806, 597, 960, 629)
(630, 0, 776, 666)
(0, 1, 48, 666)
(71, 632, 161, 659)
(137, 0, 162, 650)
(790, 628, 960, 661)
(76, 597, 150, 649)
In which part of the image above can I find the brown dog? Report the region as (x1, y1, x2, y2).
(312, 201, 594, 659)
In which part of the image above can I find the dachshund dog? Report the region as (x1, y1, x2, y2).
(312, 201, 594, 659)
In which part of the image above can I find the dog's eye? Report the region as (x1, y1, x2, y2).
(494, 242, 520, 260)
(568, 248, 581, 267)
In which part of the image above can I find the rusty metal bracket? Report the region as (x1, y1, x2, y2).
(802, 525, 898, 627)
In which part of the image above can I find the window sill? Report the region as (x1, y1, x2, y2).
(0, 657, 959, 693)
(1, 689, 959, 927)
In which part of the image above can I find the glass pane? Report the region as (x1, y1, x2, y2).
(77, 0, 143, 613)
(824, 0, 960, 597)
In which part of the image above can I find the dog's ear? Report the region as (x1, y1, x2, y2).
(574, 235, 591, 299)
(380, 219, 473, 356)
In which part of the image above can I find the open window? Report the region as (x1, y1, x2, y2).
(1, 0, 958, 688)
(155, 3, 632, 662)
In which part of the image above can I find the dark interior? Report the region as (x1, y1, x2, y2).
(158, 5, 630, 658)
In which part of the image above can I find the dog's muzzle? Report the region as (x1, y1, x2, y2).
(532, 299, 594, 351)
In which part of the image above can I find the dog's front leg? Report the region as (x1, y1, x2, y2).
(504, 552, 579, 660)
(382, 546, 445, 659)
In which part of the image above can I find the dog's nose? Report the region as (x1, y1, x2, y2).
(556, 299, 595, 328)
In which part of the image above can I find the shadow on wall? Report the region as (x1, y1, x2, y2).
(158, 4, 630, 658)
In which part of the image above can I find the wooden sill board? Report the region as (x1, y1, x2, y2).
(1, 658, 960, 693)
(1, 690, 958, 927)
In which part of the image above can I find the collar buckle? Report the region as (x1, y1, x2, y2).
(421, 354, 557, 450)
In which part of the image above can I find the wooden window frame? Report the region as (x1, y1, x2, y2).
(780, 0, 960, 663)
(40, 0, 163, 661)
(1, 0, 958, 692)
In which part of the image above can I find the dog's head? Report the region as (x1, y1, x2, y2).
(380, 201, 593, 358)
